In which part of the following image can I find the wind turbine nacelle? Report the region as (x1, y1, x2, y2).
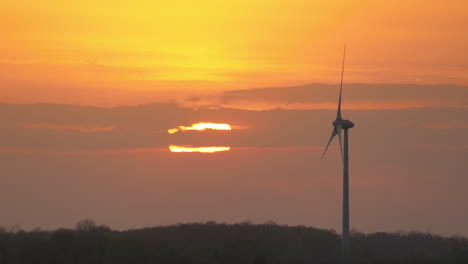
(333, 119, 355, 129)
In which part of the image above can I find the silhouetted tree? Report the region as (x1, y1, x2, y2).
(0, 222, 467, 264)
(75, 219, 98, 232)
(0, 227, 8, 264)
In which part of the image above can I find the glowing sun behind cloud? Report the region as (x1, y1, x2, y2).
(167, 122, 233, 153)
(167, 122, 232, 134)
(169, 145, 231, 153)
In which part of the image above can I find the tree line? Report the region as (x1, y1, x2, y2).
(0, 219, 467, 264)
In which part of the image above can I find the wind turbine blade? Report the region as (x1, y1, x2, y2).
(321, 128, 337, 159)
(337, 126, 343, 161)
(337, 44, 346, 120)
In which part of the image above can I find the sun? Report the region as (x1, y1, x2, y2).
(167, 122, 233, 153)
(169, 145, 231, 153)
(167, 122, 232, 134)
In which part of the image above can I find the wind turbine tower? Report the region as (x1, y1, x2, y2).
(321, 45, 354, 264)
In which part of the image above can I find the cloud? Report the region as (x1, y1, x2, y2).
(1, 99, 467, 153)
(1, 99, 468, 235)
(212, 83, 468, 110)
(22, 123, 116, 133)
(400, 121, 468, 130)
(401, 144, 468, 151)
(418, 122, 468, 130)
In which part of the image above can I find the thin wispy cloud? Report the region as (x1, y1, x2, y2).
(419, 122, 468, 130)
(22, 123, 117, 133)
(211, 83, 468, 110)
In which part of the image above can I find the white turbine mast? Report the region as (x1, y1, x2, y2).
(321, 44, 355, 264)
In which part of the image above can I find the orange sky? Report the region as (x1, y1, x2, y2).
(2, 0, 468, 105)
(1, 1, 468, 235)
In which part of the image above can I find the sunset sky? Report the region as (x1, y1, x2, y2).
(1, 0, 468, 236)
(2, 0, 468, 105)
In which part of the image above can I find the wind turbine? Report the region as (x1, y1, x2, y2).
(321, 45, 354, 264)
